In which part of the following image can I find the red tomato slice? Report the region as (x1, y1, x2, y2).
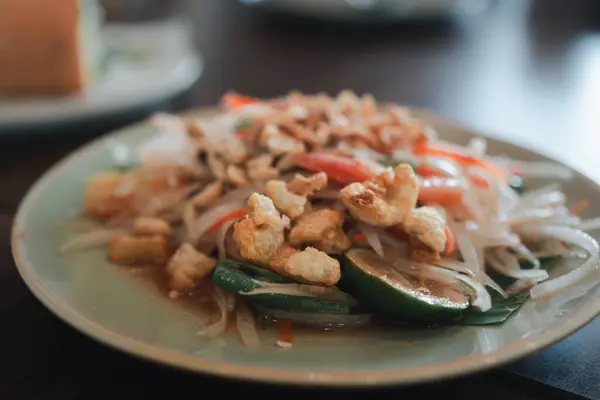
(222, 92, 262, 109)
(293, 153, 374, 185)
(418, 177, 465, 205)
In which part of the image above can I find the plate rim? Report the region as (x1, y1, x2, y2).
(11, 106, 600, 387)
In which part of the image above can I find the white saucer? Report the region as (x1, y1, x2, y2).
(0, 19, 203, 130)
(237, 0, 486, 22)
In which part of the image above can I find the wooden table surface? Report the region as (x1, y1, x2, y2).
(1, 0, 599, 398)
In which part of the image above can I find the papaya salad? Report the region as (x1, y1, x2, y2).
(61, 90, 600, 348)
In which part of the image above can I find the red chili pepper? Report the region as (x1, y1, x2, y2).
(207, 208, 248, 232)
(443, 225, 455, 256)
(413, 141, 507, 183)
(353, 233, 366, 242)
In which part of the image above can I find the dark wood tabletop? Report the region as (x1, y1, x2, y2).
(1, 0, 599, 398)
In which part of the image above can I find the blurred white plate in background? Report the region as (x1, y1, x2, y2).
(238, 0, 490, 22)
(0, 19, 203, 130)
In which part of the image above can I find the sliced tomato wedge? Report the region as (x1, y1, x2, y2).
(416, 163, 445, 178)
(293, 153, 374, 185)
(418, 177, 465, 205)
(294, 153, 465, 205)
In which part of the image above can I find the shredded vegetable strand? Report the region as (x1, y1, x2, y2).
(485, 275, 509, 298)
(246, 279, 356, 303)
(190, 200, 246, 243)
(217, 218, 239, 260)
(449, 221, 484, 282)
(356, 222, 384, 258)
(497, 160, 574, 180)
(513, 184, 565, 211)
(454, 272, 492, 311)
(421, 264, 492, 311)
(494, 247, 522, 271)
(236, 301, 260, 349)
(524, 227, 600, 299)
(241, 287, 320, 298)
(506, 279, 537, 296)
(513, 244, 541, 269)
(60, 228, 128, 254)
(487, 249, 549, 282)
(384, 256, 491, 310)
(435, 258, 475, 277)
(198, 287, 234, 338)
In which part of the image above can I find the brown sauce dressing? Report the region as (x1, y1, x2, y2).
(117, 261, 444, 346)
(278, 320, 294, 344)
(120, 264, 217, 319)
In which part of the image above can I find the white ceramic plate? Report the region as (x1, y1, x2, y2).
(11, 108, 600, 386)
(237, 0, 489, 22)
(0, 19, 203, 130)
